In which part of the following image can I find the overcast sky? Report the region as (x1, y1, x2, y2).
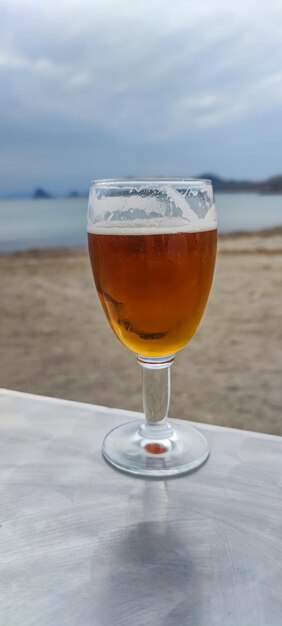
(1, 0, 282, 195)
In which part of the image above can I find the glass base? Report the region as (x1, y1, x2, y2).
(102, 419, 210, 478)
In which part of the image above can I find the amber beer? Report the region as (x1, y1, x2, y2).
(88, 226, 217, 357)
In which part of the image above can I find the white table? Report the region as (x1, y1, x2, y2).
(0, 388, 281, 626)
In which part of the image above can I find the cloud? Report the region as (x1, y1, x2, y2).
(0, 0, 282, 191)
(1, 0, 282, 136)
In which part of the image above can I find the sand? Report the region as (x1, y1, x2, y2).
(1, 228, 281, 435)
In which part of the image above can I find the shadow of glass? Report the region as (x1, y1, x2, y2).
(89, 481, 203, 626)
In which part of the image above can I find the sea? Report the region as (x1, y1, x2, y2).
(0, 193, 281, 252)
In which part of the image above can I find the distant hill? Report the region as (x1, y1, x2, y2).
(32, 188, 87, 199)
(33, 188, 52, 199)
(3, 176, 282, 200)
(66, 176, 282, 195)
(200, 174, 282, 194)
(258, 176, 282, 194)
(68, 190, 88, 198)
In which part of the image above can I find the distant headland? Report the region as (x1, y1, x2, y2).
(32, 188, 84, 199)
(32, 175, 282, 198)
(3, 174, 282, 200)
(200, 174, 282, 194)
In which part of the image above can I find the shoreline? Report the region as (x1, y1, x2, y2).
(0, 226, 282, 258)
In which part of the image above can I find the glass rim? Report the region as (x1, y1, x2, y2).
(90, 177, 212, 188)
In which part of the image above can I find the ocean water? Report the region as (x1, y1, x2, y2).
(0, 193, 281, 252)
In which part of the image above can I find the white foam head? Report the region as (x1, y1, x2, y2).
(87, 218, 217, 235)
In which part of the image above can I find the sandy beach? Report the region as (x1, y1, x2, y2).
(1, 229, 281, 435)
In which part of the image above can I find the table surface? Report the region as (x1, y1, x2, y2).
(0, 388, 282, 626)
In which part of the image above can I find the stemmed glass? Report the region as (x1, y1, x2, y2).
(88, 179, 217, 477)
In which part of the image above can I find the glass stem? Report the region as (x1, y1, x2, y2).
(137, 356, 175, 438)
(142, 365, 170, 425)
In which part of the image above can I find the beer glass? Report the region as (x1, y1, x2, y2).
(88, 179, 217, 477)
